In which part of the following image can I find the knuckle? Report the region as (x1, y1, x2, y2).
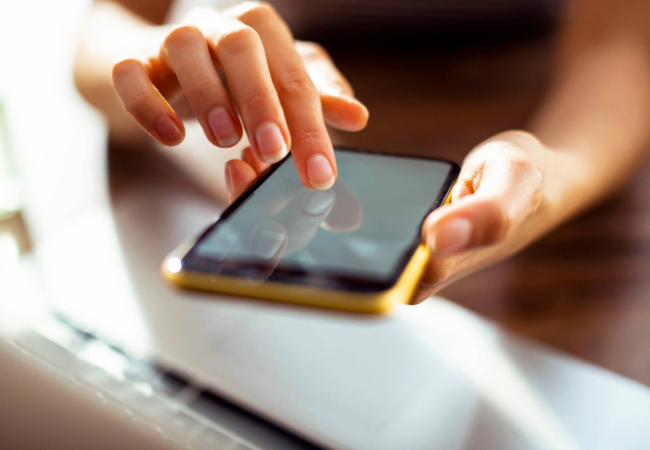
(485, 130, 546, 193)
(164, 24, 204, 51)
(217, 26, 260, 55)
(504, 151, 538, 176)
(291, 125, 327, 148)
(122, 91, 151, 117)
(504, 154, 545, 213)
(277, 69, 317, 98)
(185, 77, 217, 100)
(239, 1, 278, 21)
(240, 87, 274, 112)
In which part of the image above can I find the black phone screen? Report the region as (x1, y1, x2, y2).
(182, 149, 458, 292)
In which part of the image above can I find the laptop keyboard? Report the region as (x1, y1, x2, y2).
(10, 322, 261, 450)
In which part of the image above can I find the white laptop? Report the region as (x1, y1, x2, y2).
(3, 170, 650, 450)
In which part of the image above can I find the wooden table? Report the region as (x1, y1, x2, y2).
(110, 33, 650, 386)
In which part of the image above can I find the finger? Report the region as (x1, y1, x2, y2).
(163, 24, 242, 148)
(190, 9, 290, 166)
(296, 41, 369, 132)
(422, 132, 545, 255)
(112, 58, 185, 146)
(225, 159, 258, 203)
(230, 2, 337, 190)
(242, 146, 271, 175)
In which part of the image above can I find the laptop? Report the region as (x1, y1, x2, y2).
(2, 165, 650, 450)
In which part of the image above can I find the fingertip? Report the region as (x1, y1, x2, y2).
(321, 94, 369, 131)
(225, 159, 258, 203)
(423, 197, 510, 255)
(225, 161, 234, 196)
(155, 116, 185, 146)
(427, 216, 473, 255)
(422, 199, 474, 255)
(305, 154, 336, 190)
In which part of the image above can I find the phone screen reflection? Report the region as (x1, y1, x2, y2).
(193, 151, 453, 283)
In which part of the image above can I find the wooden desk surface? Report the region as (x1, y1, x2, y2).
(110, 35, 650, 386)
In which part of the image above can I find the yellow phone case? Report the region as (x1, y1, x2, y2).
(162, 188, 454, 314)
(162, 242, 429, 313)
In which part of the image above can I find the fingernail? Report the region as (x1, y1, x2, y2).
(253, 229, 285, 259)
(225, 164, 233, 194)
(208, 107, 239, 147)
(156, 117, 182, 145)
(306, 155, 335, 190)
(255, 121, 288, 163)
(427, 217, 472, 254)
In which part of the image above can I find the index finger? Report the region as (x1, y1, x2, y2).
(228, 2, 337, 190)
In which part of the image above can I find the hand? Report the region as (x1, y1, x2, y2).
(414, 131, 549, 303)
(111, 1, 368, 190)
(227, 132, 550, 303)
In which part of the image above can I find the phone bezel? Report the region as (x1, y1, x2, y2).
(181, 148, 459, 292)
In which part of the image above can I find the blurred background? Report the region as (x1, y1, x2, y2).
(2, 0, 650, 390)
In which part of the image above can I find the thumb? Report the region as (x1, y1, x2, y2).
(422, 131, 545, 254)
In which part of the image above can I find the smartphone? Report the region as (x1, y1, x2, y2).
(162, 148, 459, 313)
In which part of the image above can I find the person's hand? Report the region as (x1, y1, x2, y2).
(414, 131, 550, 303)
(227, 131, 551, 303)
(111, 1, 368, 190)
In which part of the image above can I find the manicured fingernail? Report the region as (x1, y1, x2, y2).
(208, 107, 239, 147)
(253, 229, 285, 259)
(306, 155, 335, 190)
(156, 117, 182, 145)
(255, 121, 288, 163)
(427, 217, 472, 254)
(225, 164, 233, 194)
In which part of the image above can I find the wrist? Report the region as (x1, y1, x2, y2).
(537, 144, 592, 233)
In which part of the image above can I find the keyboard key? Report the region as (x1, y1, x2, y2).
(124, 362, 189, 397)
(189, 427, 238, 450)
(73, 360, 115, 388)
(14, 330, 77, 370)
(124, 360, 159, 383)
(161, 411, 204, 442)
(129, 395, 177, 423)
(102, 378, 146, 403)
(76, 340, 129, 378)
